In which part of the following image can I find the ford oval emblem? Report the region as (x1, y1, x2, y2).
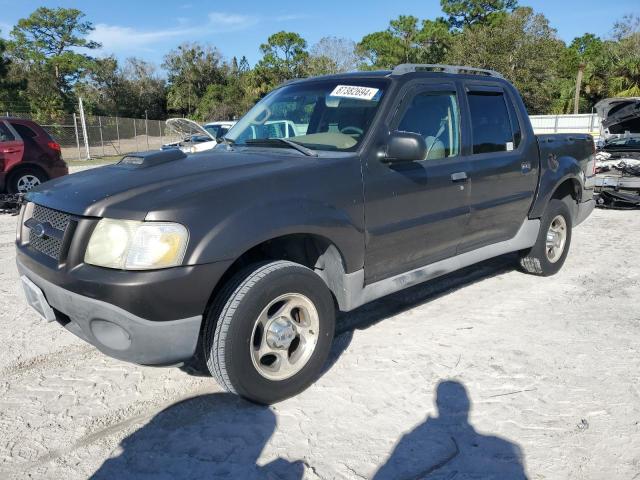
(32, 223, 46, 238)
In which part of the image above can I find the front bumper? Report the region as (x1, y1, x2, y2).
(18, 259, 204, 365)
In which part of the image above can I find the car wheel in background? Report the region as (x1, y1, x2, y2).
(8, 168, 48, 194)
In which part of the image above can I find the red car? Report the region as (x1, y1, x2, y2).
(0, 117, 68, 193)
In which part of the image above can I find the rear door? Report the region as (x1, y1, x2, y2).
(0, 121, 24, 174)
(363, 81, 471, 283)
(458, 84, 539, 253)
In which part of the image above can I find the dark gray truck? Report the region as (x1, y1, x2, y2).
(16, 65, 596, 404)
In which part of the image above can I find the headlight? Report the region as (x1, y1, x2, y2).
(85, 219, 189, 270)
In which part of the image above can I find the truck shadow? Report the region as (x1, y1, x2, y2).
(91, 392, 306, 480)
(325, 253, 518, 371)
(182, 253, 517, 377)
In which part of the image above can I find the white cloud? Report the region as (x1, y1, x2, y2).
(89, 24, 194, 53)
(88, 11, 308, 55)
(89, 12, 256, 54)
(208, 12, 258, 30)
(274, 14, 311, 22)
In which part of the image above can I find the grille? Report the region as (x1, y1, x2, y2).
(28, 204, 71, 260)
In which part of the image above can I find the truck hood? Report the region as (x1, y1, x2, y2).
(26, 149, 297, 219)
(595, 97, 640, 133)
(166, 118, 216, 141)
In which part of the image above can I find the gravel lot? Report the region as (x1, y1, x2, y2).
(1, 198, 639, 479)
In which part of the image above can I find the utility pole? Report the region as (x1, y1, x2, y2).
(573, 63, 585, 115)
(78, 97, 91, 160)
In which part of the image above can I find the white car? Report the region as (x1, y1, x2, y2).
(163, 119, 235, 154)
(203, 121, 236, 140)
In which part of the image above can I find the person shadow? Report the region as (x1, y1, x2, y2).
(91, 393, 304, 480)
(373, 380, 528, 479)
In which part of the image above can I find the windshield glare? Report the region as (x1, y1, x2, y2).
(225, 80, 387, 151)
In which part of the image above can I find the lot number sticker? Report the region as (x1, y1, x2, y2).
(330, 85, 379, 101)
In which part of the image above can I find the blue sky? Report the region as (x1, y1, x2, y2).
(1, 0, 637, 68)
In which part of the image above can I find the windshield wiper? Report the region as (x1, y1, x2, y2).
(245, 138, 317, 157)
(219, 137, 235, 145)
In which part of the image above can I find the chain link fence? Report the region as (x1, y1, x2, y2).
(4, 108, 604, 162)
(2, 110, 181, 161)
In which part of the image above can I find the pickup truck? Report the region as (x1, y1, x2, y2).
(16, 64, 596, 404)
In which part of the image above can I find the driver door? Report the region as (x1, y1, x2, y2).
(363, 82, 471, 283)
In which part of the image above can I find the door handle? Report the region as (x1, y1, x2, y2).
(451, 171, 468, 182)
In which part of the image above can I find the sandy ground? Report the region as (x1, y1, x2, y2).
(1, 193, 639, 478)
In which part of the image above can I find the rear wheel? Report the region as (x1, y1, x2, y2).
(519, 199, 572, 276)
(203, 261, 335, 404)
(8, 168, 48, 194)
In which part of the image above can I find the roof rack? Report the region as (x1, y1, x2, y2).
(391, 64, 503, 78)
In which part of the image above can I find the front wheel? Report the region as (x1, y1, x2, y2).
(203, 261, 335, 404)
(519, 199, 573, 276)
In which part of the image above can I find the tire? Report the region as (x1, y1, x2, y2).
(519, 199, 573, 276)
(7, 167, 48, 194)
(202, 261, 335, 404)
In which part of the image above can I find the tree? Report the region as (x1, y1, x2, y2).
(447, 7, 564, 114)
(254, 31, 308, 90)
(163, 43, 225, 116)
(552, 34, 606, 113)
(0, 35, 14, 108)
(608, 15, 640, 97)
(7, 7, 100, 116)
(357, 16, 451, 69)
(9, 8, 99, 90)
(77, 56, 167, 118)
(308, 37, 360, 75)
(440, 0, 518, 29)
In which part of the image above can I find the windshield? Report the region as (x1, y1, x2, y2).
(225, 80, 388, 152)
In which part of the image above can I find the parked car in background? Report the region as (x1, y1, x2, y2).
(598, 136, 640, 158)
(595, 97, 640, 141)
(203, 121, 236, 140)
(0, 118, 68, 193)
(163, 118, 235, 154)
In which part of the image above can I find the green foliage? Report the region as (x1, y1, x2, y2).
(253, 31, 309, 93)
(3, 4, 640, 122)
(6, 7, 99, 117)
(447, 7, 565, 114)
(441, 0, 518, 29)
(78, 57, 166, 119)
(162, 43, 225, 116)
(357, 15, 451, 69)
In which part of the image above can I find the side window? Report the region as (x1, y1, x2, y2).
(467, 91, 516, 154)
(10, 123, 38, 139)
(396, 91, 460, 160)
(0, 122, 15, 142)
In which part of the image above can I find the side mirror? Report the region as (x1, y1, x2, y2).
(383, 131, 427, 163)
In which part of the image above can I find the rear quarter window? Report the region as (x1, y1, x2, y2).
(10, 123, 39, 139)
(467, 91, 517, 154)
